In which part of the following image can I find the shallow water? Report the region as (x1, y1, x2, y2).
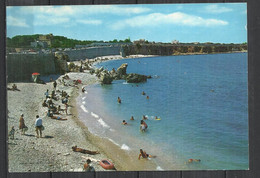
(77, 53, 248, 170)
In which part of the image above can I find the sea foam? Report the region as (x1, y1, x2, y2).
(121, 144, 130, 151)
(91, 112, 99, 119)
(98, 118, 110, 128)
(108, 138, 120, 147)
(80, 105, 89, 113)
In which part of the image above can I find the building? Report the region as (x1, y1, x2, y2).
(38, 33, 53, 46)
(31, 41, 48, 48)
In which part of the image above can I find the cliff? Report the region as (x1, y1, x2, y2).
(7, 53, 58, 82)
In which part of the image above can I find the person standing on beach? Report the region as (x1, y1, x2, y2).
(53, 81, 57, 91)
(45, 89, 49, 99)
(35, 115, 43, 138)
(65, 103, 68, 115)
(19, 114, 27, 135)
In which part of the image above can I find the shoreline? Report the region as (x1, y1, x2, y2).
(7, 52, 247, 172)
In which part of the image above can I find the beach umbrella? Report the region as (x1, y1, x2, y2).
(32, 73, 40, 83)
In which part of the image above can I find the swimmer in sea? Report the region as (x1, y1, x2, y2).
(140, 120, 148, 132)
(142, 91, 146, 95)
(117, 97, 121, 104)
(146, 96, 149, 99)
(187, 159, 201, 163)
(138, 149, 156, 159)
(122, 120, 128, 125)
(142, 115, 148, 120)
(130, 116, 134, 120)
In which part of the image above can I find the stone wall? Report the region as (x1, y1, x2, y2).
(7, 53, 56, 82)
(65, 46, 121, 61)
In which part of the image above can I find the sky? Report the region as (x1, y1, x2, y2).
(6, 3, 247, 43)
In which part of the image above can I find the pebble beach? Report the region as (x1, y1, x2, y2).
(7, 55, 158, 172)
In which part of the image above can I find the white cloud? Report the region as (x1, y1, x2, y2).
(76, 19, 102, 25)
(204, 4, 233, 14)
(111, 12, 228, 30)
(34, 15, 70, 26)
(7, 16, 29, 27)
(20, 5, 151, 17)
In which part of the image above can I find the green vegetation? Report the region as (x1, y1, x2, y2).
(6, 34, 132, 48)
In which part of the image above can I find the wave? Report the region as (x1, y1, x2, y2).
(82, 97, 86, 100)
(121, 144, 130, 151)
(82, 101, 86, 104)
(80, 105, 89, 113)
(108, 138, 120, 147)
(123, 82, 129, 85)
(91, 112, 99, 119)
(98, 118, 110, 128)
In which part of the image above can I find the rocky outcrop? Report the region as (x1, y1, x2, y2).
(117, 63, 128, 76)
(100, 72, 113, 84)
(88, 62, 150, 84)
(126, 73, 148, 83)
(54, 52, 69, 74)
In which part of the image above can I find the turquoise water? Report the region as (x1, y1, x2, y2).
(77, 53, 248, 170)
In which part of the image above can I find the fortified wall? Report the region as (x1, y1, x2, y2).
(65, 46, 121, 61)
(7, 53, 56, 82)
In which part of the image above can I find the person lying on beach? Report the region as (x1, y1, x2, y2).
(122, 120, 128, 125)
(138, 149, 156, 160)
(187, 159, 201, 163)
(117, 97, 122, 103)
(72, 146, 100, 155)
(130, 116, 134, 120)
(140, 120, 148, 132)
(7, 84, 20, 91)
(50, 115, 67, 121)
(84, 159, 95, 172)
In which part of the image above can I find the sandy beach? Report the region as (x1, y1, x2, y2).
(7, 55, 158, 172)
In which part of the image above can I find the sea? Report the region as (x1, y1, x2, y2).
(76, 53, 248, 170)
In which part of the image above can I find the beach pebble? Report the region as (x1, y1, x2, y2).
(57, 152, 61, 155)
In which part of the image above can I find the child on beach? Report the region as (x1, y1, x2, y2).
(8, 126, 15, 140)
(35, 115, 43, 138)
(44, 89, 49, 99)
(84, 159, 95, 172)
(138, 149, 156, 160)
